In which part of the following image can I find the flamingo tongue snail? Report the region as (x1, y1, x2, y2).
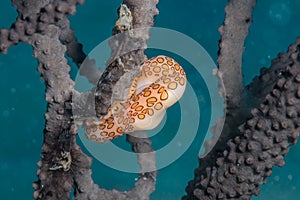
(83, 55, 187, 143)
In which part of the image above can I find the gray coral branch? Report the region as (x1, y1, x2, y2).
(31, 25, 75, 200)
(1, 0, 299, 200)
(184, 0, 300, 199)
(200, 0, 257, 160)
(217, 0, 256, 109)
(1, 0, 159, 199)
(185, 38, 300, 199)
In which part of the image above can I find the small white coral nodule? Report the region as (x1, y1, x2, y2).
(115, 4, 133, 32)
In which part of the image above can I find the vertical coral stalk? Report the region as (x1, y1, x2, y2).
(217, 0, 256, 109)
(32, 25, 75, 200)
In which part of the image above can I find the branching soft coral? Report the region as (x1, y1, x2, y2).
(184, 0, 300, 199)
(1, 0, 159, 199)
(1, 1, 299, 200)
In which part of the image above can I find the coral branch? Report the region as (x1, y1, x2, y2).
(217, 0, 256, 109)
(196, 0, 257, 176)
(31, 25, 75, 200)
(184, 0, 300, 199)
(218, 0, 257, 143)
(1, 0, 84, 57)
(1, 0, 160, 199)
(89, 0, 159, 198)
(185, 38, 300, 199)
(51, 0, 160, 198)
(94, 0, 159, 116)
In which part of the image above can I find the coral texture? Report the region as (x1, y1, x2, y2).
(200, 0, 257, 159)
(1, 0, 159, 199)
(184, 0, 300, 199)
(1, 0, 299, 200)
(32, 25, 75, 200)
(185, 38, 300, 199)
(217, 0, 256, 108)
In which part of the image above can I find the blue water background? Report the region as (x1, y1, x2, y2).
(0, 0, 299, 199)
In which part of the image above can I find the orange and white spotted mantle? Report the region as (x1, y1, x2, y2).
(83, 55, 187, 143)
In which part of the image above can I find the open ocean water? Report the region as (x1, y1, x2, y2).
(0, 0, 300, 199)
